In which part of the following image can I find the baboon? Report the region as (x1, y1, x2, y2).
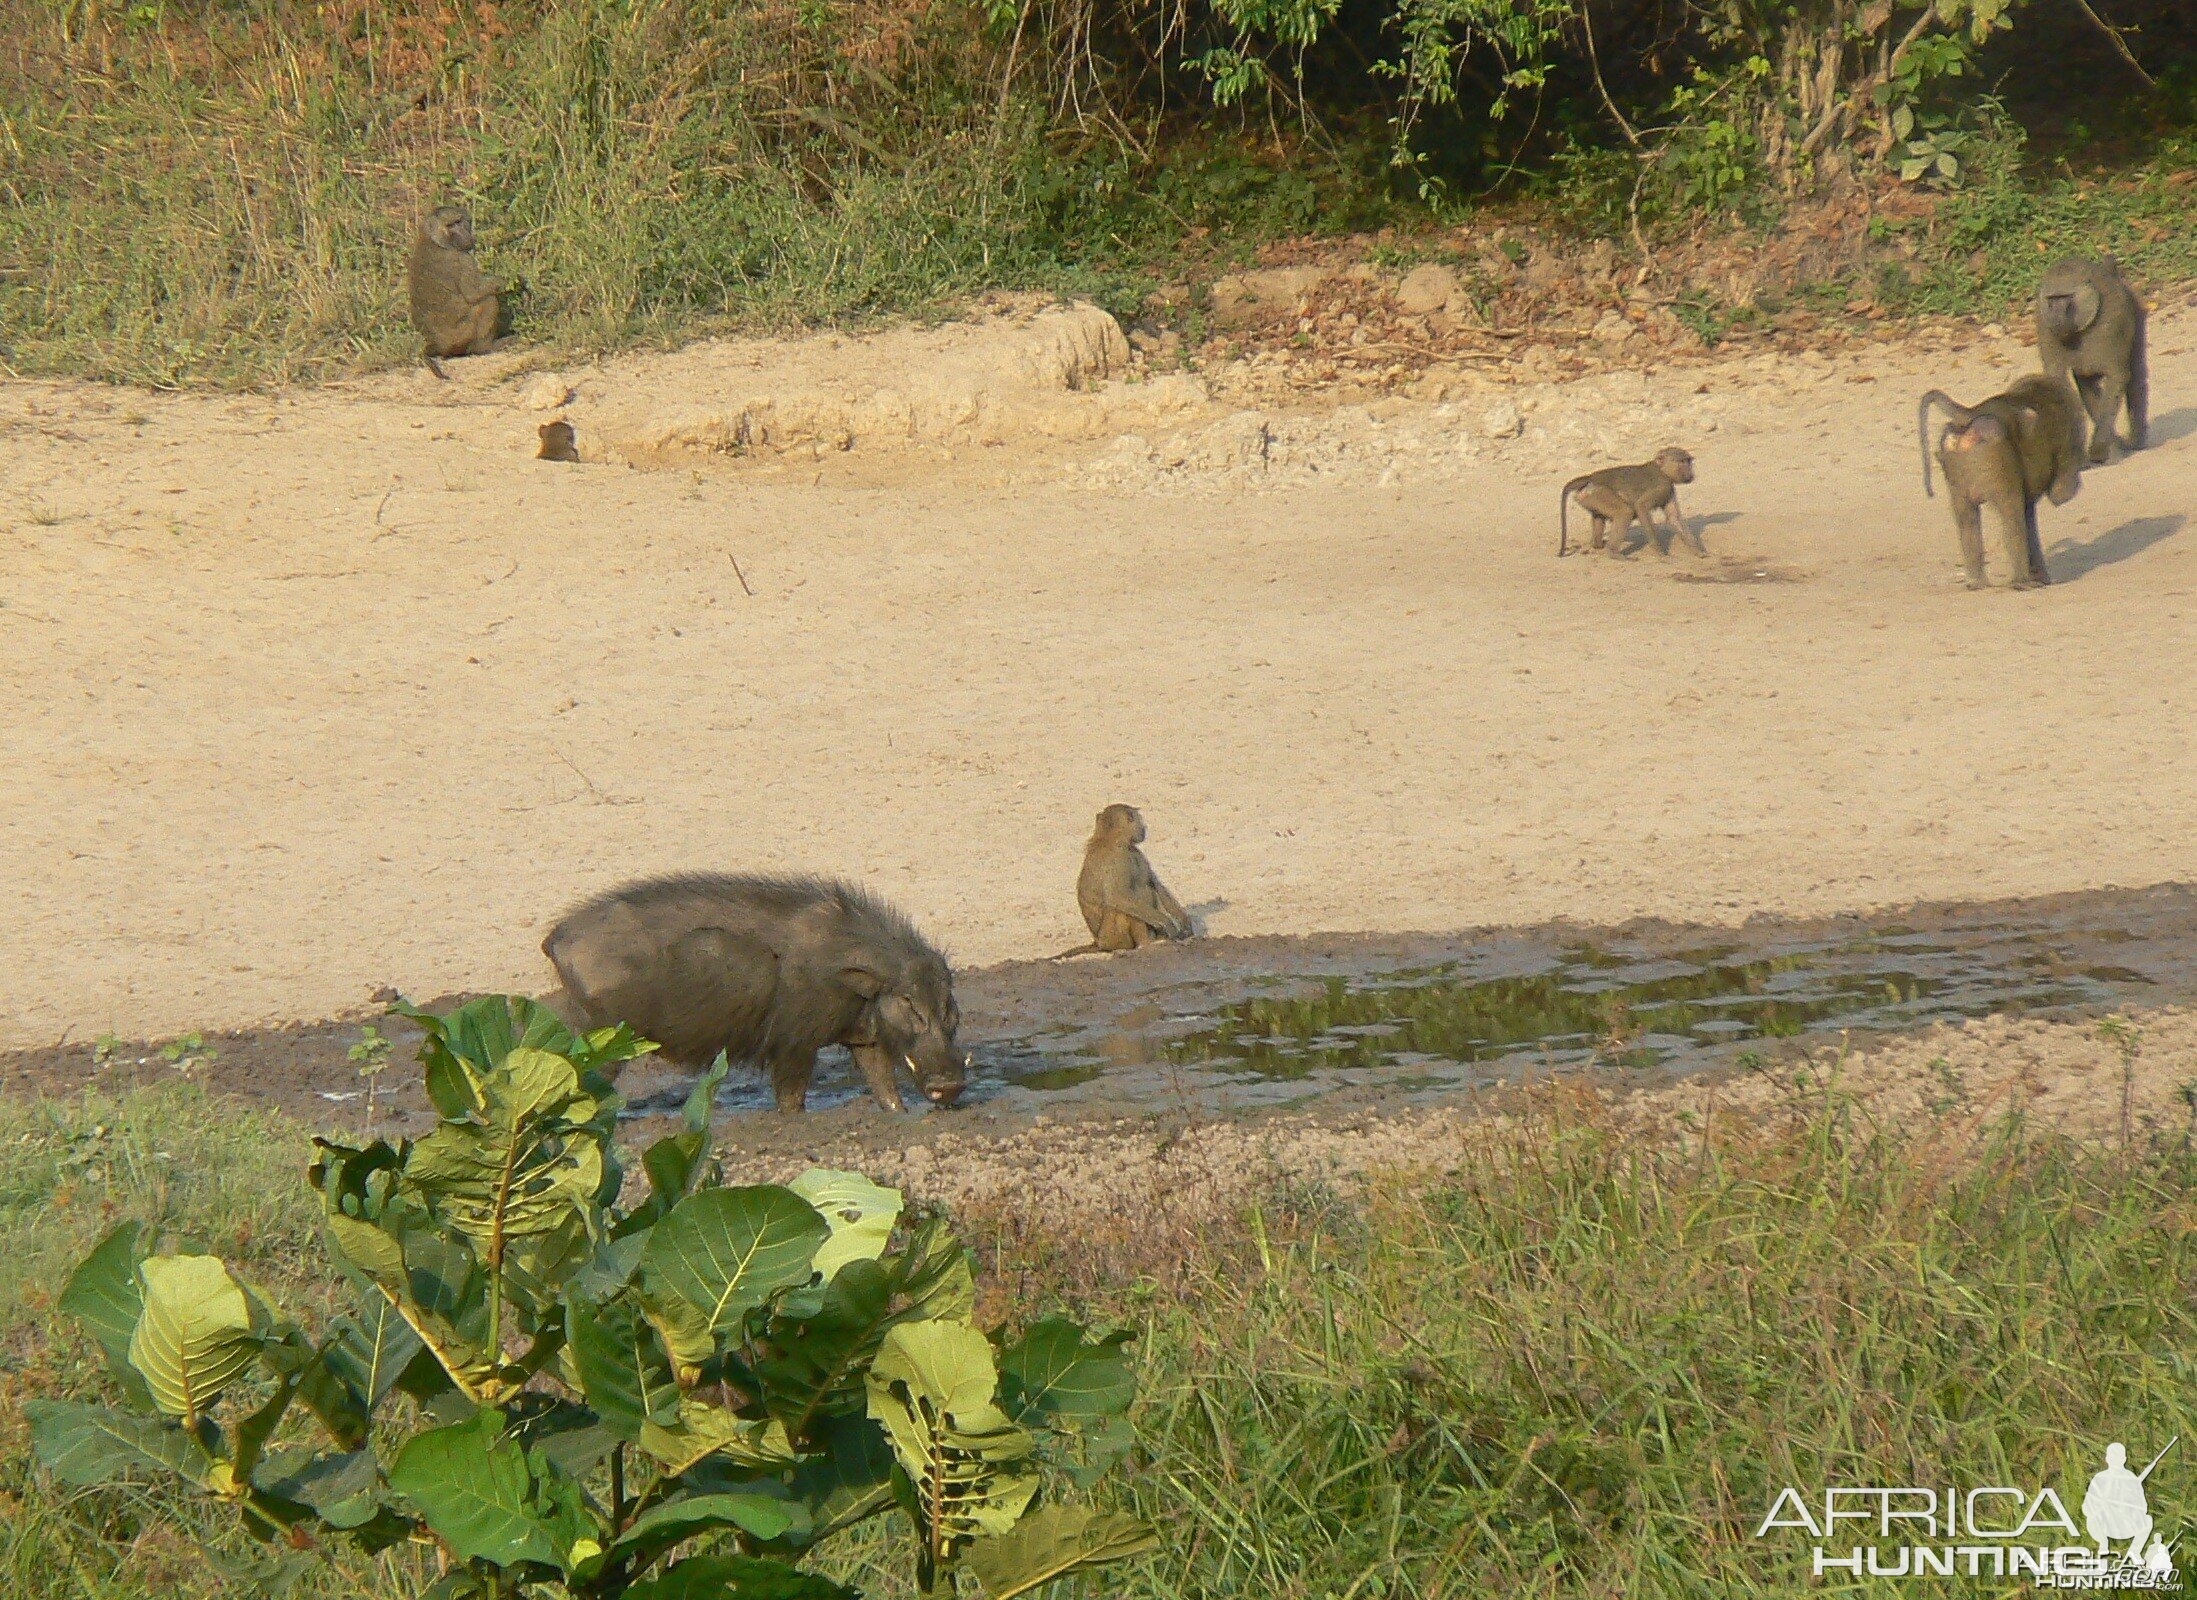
(1055, 804, 1192, 956)
(536, 420, 578, 461)
(1917, 373, 2084, 591)
(2036, 256, 2148, 463)
(408, 205, 501, 377)
(543, 873, 969, 1114)
(1558, 448, 1699, 557)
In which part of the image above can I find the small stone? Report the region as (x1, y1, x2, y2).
(1481, 399, 1524, 439)
(519, 374, 573, 412)
(1591, 311, 1636, 346)
(1396, 263, 1461, 316)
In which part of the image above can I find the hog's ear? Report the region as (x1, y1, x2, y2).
(840, 963, 889, 999)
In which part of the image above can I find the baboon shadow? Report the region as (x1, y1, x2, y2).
(1184, 899, 1230, 936)
(1616, 511, 1740, 557)
(2141, 407, 2197, 448)
(2046, 514, 2186, 583)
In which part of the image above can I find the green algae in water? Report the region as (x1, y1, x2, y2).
(1164, 940, 2103, 1082)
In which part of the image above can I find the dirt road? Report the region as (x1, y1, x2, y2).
(4, 309, 2195, 1047)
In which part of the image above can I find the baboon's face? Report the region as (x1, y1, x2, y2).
(2040, 282, 2100, 341)
(1661, 449, 1696, 485)
(425, 206, 476, 252)
(1098, 804, 1146, 844)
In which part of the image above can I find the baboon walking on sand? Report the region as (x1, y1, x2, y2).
(1917, 373, 2084, 591)
(1558, 448, 1699, 558)
(2036, 256, 2148, 463)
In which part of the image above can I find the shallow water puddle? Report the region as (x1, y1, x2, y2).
(962, 921, 2163, 1115)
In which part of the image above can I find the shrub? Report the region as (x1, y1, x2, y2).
(26, 996, 1153, 1600)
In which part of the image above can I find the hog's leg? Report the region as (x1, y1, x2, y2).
(850, 1042, 908, 1113)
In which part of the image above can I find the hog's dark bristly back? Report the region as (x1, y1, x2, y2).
(559, 871, 936, 954)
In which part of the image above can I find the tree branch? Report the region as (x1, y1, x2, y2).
(2068, 0, 2157, 90)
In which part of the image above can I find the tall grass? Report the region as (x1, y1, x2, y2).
(6, 1079, 2195, 1598)
(0, 0, 1400, 390)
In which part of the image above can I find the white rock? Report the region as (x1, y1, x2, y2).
(1396, 263, 1461, 315)
(520, 374, 573, 412)
(1208, 266, 1332, 328)
(1591, 311, 1636, 346)
(1140, 373, 1209, 412)
(1481, 399, 1524, 439)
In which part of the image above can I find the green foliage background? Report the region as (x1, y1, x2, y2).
(0, 0, 2192, 385)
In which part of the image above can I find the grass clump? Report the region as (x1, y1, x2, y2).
(1064, 1095, 2197, 1596)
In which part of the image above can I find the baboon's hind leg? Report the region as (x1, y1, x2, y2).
(1989, 490, 2042, 589)
(2127, 331, 2150, 450)
(2087, 373, 2128, 463)
(1952, 498, 1988, 589)
(2011, 497, 2051, 588)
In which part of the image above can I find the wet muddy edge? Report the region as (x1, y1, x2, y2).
(7, 881, 2196, 1169)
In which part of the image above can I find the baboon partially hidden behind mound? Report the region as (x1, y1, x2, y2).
(1918, 373, 2084, 591)
(1058, 804, 1192, 956)
(409, 205, 502, 377)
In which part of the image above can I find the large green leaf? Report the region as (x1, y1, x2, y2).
(507, 1400, 623, 1481)
(605, 1489, 804, 1567)
(388, 1409, 597, 1571)
(641, 1186, 830, 1335)
(59, 1221, 158, 1411)
(623, 1556, 857, 1600)
(406, 1047, 605, 1247)
(253, 1448, 386, 1530)
(866, 1322, 1039, 1553)
(321, 1194, 502, 1403)
(788, 1169, 902, 1281)
(997, 1318, 1137, 1427)
(319, 1297, 423, 1421)
(61, 1221, 149, 1356)
(567, 1293, 681, 1440)
(769, 1414, 898, 1549)
(756, 1216, 974, 1441)
(394, 995, 652, 1120)
(27, 1398, 219, 1488)
(638, 1402, 800, 1476)
(965, 1505, 1160, 1599)
(129, 1256, 264, 1421)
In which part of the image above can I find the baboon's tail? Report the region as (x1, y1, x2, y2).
(424, 353, 450, 381)
(1557, 476, 1589, 557)
(1916, 390, 1969, 500)
(1049, 941, 1102, 961)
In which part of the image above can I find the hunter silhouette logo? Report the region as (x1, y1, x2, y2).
(2084, 1441, 2176, 1579)
(1756, 1437, 2181, 1588)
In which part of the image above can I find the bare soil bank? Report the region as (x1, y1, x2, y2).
(5, 300, 2197, 1053)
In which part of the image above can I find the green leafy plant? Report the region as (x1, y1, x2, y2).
(29, 995, 1154, 1600)
(162, 1030, 217, 1078)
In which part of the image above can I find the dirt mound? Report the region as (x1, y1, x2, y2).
(494, 298, 1226, 467)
